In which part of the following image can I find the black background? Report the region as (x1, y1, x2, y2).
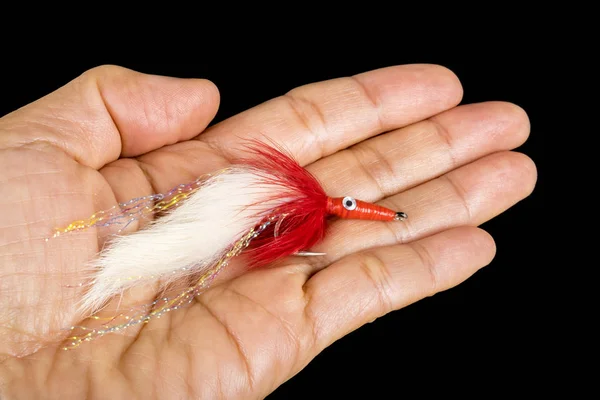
(1, 45, 546, 398)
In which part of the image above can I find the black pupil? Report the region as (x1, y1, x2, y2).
(345, 200, 353, 207)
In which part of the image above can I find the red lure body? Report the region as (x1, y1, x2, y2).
(238, 140, 405, 267)
(326, 197, 397, 221)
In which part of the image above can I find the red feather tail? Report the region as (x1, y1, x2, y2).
(236, 140, 329, 267)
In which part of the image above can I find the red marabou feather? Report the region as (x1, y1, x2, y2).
(237, 140, 329, 267)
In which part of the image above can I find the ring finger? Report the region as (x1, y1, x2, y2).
(306, 150, 536, 269)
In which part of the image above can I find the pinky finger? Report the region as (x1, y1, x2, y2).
(303, 227, 496, 350)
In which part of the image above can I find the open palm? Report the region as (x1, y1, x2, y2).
(0, 64, 535, 399)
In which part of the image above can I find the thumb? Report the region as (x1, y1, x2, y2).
(0, 65, 220, 169)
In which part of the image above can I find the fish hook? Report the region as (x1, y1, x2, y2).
(273, 213, 326, 257)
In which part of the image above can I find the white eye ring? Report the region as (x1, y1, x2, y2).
(342, 196, 357, 211)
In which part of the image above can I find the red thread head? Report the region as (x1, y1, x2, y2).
(326, 196, 399, 221)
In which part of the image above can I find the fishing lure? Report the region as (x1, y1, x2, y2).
(53, 140, 407, 349)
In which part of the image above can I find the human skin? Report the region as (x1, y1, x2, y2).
(0, 64, 536, 399)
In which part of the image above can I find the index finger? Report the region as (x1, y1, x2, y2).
(198, 64, 463, 166)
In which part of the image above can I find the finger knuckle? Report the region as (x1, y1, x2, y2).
(356, 251, 395, 315)
(348, 143, 394, 198)
(443, 174, 473, 223)
(281, 93, 328, 158)
(408, 242, 438, 293)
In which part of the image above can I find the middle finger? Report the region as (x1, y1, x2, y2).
(308, 101, 530, 200)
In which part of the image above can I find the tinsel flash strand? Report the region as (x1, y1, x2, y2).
(62, 215, 278, 350)
(49, 169, 231, 239)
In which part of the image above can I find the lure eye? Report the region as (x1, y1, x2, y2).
(342, 196, 357, 211)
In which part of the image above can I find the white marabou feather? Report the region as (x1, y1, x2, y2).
(79, 167, 287, 314)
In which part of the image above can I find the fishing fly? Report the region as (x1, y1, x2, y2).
(52, 140, 407, 349)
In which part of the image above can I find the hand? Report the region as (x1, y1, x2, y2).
(0, 64, 536, 399)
